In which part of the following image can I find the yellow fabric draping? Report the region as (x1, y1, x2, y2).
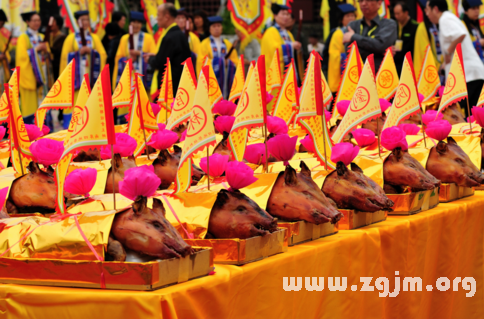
(0, 193, 483, 318)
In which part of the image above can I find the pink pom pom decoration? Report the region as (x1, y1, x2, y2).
(325, 109, 332, 122)
(200, 153, 229, 177)
(418, 93, 425, 103)
(148, 129, 179, 150)
(213, 100, 237, 116)
(244, 143, 267, 165)
(180, 130, 187, 142)
(64, 168, 97, 197)
(266, 92, 274, 104)
(337, 100, 351, 116)
(425, 120, 452, 141)
(151, 103, 161, 116)
(42, 125, 50, 136)
(381, 127, 408, 151)
(25, 124, 43, 142)
(438, 86, 444, 97)
(472, 107, 484, 127)
(214, 115, 235, 134)
(300, 135, 315, 153)
(379, 98, 392, 113)
(352, 128, 375, 148)
(100, 147, 111, 160)
(468, 115, 474, 123)
(0, 126, 6, 140)
(100, 133, 137, 159)
(422, 110, 443, 125)
(29, 138, 64, 166)
(0, 187, 8, 208)
(158, 123, 166, 130)
(398, 123, 420, 135)
(226, 161, 258, 191)
(119, 165, 161, 200)
(267, 134, 297, 165)
(266, 116, 288, 135)
(331, 142, 360, 166)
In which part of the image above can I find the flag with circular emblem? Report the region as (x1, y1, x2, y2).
(383, 53, 421, 130)
(376, 48, 399, 101)
(272, 59, 299, 125)
(203, 56, 223, 107)
(332, 55, 382, 144)
(112, 59, 133, 109)
(266, 49, 283, 113)
(157, 57, 174, 125)
(174, 66, 216, 193)
(0, 68, 19, 123)
(438, 43, 467, 114)
(35, 59, 75, 129)
(228, 54, 245, 102)
(417, 45, 441, 104)
(167, 58, 197, 130)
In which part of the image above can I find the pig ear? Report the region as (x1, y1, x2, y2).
(28, 161, 41, 174)
(173, 145, 182, 154)
(214, 189, 230, 208)
(284, 165, 298, 186)
(336, 161, 347, 176)
(447, 136, 457, 145)
(46, 165, 55, 175)
(133, 196, 147, 215)
(436, 141, 448, 154)
(222, 131, 229, 141)
(127, 154, 136, 162)
(392, 147, 404, 161)
(152, 198, 166, 217)
(154, 149, 171, 166)
(112, 153, 123, 170)
(299, 161, 311, 178)
(350, 162, 364, 174)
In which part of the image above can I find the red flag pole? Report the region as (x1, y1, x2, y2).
(5, 83, 23, 175)
(200, 65, 211, 190)
(257, 55, 268, 173)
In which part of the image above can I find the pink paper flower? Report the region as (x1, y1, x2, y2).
(325, 109, 332, 122)
(213, 100, 237, 116)
(472, 107, 484, 127)
(244, 143, 268, 165)
(119, 165, 161, 200)
(352, 128, 375, 148)
(418, 93, 425, 103)
(158, 123, 166, 130)
(267, 134, 297, 165)
(200, 153, 229, 177)
(398, 123, 420, 135)
(337, 100, 351, 116)
(100, 133, 137, 159)
(148, 129, 179, 150)
(425, 120, 452, 141)
(379, 98, 392, 113)
(266, 92, 274, 104)
(331, 142, 359, 166)
(100, 147, 111, 160)
(180, 130, 187, 142)
(297, 87, 301, 97)
(214, 116, 235, 134)
(468, 115, 474, 123)
(266, 116, 288, 135)
(64, 168, 97, 197)
(438, 86, 444, 97)
(29, 138, 64, 166)
(300, 135, 315, 153)
(25, 124, 43, 142)
(0, 126, 5, 140)
(381, 127, 408, 151)
(151, 103, 161, 116)
(226, 161, 258, 190)
(0, 186, 8, 208)
(422, 110, 443, 125)
(42, 125, 50, 136)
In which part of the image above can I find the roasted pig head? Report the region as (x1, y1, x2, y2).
(213, 132, 232, 159)
(362, 114, 386, 136)
(109, 196, 193, 261)
(72, 149, 100, 162)
(105, 154, 137, 193)
(383, 147, 440, 193)
(208, 189, 278, 239)
(322, 162, 394, 212)
(426, 137, 484, 187)
(266, 161, 342, 224)
(441, 104, 466, 125)
(6, 162, 57, 214)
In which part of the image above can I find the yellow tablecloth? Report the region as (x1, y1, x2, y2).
(1, 193, 484, 318)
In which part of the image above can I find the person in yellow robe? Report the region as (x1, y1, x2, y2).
(322, 4, 356, 94)
(60, 10, 106, 128)
(198, 16, 238, 99)
(176, 9, 201, 73)
(16, 11, 50, 124)
(0, 10, 11, 96)
(261, 4, 301, 78)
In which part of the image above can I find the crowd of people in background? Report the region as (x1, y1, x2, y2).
(0, 0, 483, 130)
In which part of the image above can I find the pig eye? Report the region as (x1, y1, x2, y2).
(302, 191, 313, 198)
(151, 221, 163, 230)
(356, 180, 365, 186)
(236, 206, 246, 213)
(455, 158, 465, 165)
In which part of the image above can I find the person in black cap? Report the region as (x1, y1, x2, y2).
(176, 9, 201, 73)
(461, 0, 484, 63)
(147, 3, 190, 96)
(392, 2, 419, 74)
(0, 9, 11, 94)
(261, 4, 302, 76)
(16, 11, 50, 124)
(60, 10, 106, 128)
(322, 3, 356, 94)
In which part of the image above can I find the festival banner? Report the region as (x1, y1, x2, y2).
(228, 54, 245, 102)
(0, 68, 19, 123)
(376, 48, 399, 101)
(437, 43, 467, 114)
(383, 53, 421, 130)
(227, 0, 267, 49)
(58, 0, 88, 32)
(112, 59, 133, 109)
(272, 59, 299, 125)
(417, 45, 441, 104)
(8, 0, 38, 37)
(332, 55, 382, 144)
(333, 42, 363, 119)
(141, 0, 166, 34)
(166, 59, 197, 130)
(174, 66, 216, 193)
(35, 59, 75, 129)
(204, 57, 223, 108)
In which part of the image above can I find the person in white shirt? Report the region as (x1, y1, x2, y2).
(426, 0, 484, 115)
(308, 34, 324, 56)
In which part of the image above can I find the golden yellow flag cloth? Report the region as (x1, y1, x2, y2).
(417, 45, 441, 104)
(112, 59, 133, 109)
(228, 54, 245, 102)
(376, 48, 399, 100)
(204, 57, 223, 108)
(438, 43, 467, 114)
(272, 59, 299, 125)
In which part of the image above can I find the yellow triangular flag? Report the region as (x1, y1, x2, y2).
(417, 45, 440, 103)
(204, 56, 223, 107)
(174, 66, 217, 193)
(112, 59, 134, 120)
(376, 48, 399, 100)
(438, 43, 467, 114)
(67, 74, 92, 138)
(157, 57, 174, 125)
(0, 68, 18, 123)
(333, 42, 364, 120)
(267, 49, 283, 92)
(383, 53, 421, 130)
(332, 55, 382, 144)
(167, 58, 197, 130)
(476, 84, 484, 108)
(228, 54, 245, 102)
(273, 59, 299, 125)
